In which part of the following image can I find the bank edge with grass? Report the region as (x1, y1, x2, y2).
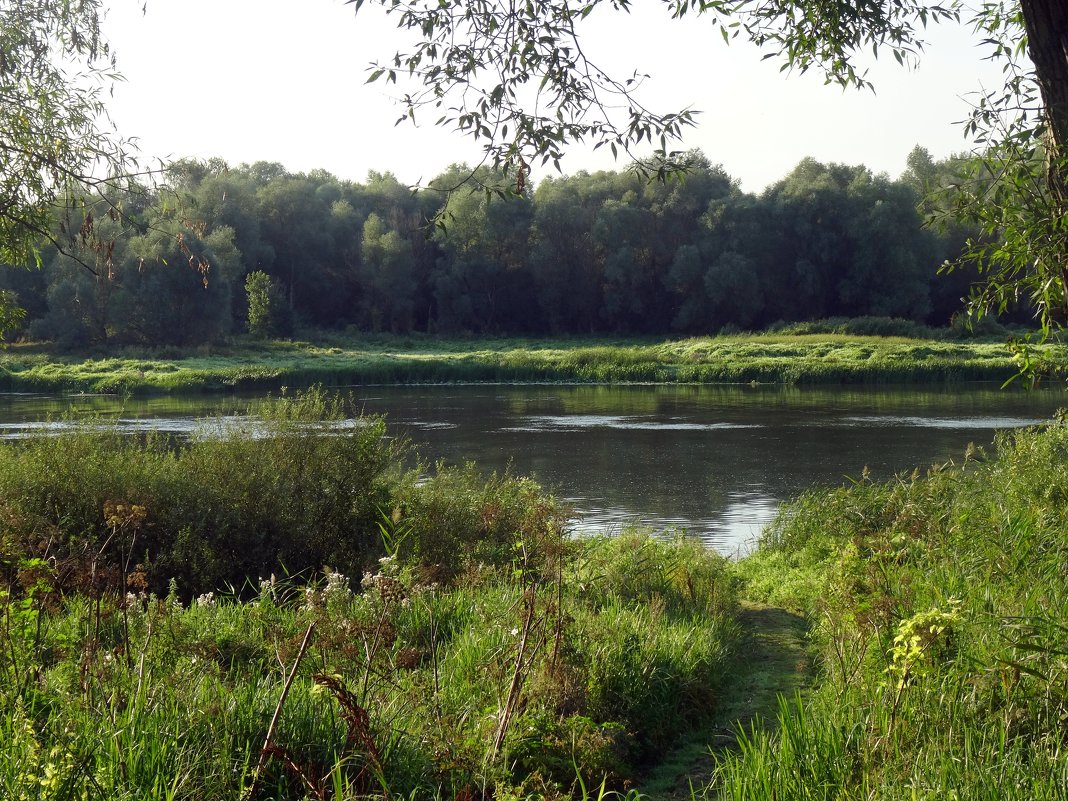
(0, 389, 739, 800)
(1, 332, 1062, 394)
(717, 423, 1068, 799)
(5, 386, 1068, 799)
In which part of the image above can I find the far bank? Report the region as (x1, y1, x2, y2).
(0, 329, 1062, 395)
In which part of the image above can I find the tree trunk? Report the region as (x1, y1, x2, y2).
(1020, 0, 1068, 198)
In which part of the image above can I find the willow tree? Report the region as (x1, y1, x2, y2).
(348, 0, 1068, 333)
(955, 1, 1068, 344)
(0, 0, 137, 269)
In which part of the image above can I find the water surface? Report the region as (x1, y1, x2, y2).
(0, 384, 1061, 554)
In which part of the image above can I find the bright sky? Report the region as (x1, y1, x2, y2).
(100, 0, 1009, 193)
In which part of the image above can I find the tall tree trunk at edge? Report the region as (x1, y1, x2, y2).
(1019, 0, 1068, 310)
(1020, 0, 1068, 194)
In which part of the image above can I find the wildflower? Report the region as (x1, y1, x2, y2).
(323, 570, 353, 607)
(303, 586, 321, 612)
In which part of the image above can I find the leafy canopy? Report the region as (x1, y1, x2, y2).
(0, 0, 137, 269)
(349, 0, 956, 180)
(350, 0, 1068, 355)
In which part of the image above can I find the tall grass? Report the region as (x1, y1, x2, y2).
(0, 390, 740, 798)
(0, 535, 738, 799)
(721, 424, 1068, 798)
(0, 387, 576, 597)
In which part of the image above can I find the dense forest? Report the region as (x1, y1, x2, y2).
(0, 147, 984, 348)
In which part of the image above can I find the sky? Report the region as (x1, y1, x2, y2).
(99, 0, 1011, 193)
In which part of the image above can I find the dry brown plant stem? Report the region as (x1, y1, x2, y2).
(247, 621, 316, 798)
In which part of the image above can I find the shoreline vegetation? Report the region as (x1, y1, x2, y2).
(0, 390, 740, 799)
(2, 388, 1066, 797)
(1, 326, 1064, 395)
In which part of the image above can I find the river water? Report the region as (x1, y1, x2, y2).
(0, 384, 1062, 555)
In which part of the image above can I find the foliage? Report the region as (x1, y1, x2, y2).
(0, 383, 740, 797)
(245, 270, 292, 338)
(929, 2, 1068, 378)
(0, 388, 405, 594)
(347, 0, 954, 183)
(0, 520, 738, 799)
(722, 423, 1068, 798)
(0, 0, 137, 268)
(5, 149, 1016, 343)
(344, 0, 1068, 383)
(0, 290, 25, 342)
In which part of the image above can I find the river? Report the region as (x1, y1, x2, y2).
(0, 384, 1061, 554)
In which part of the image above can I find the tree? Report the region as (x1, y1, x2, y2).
(1, 0, 136, 267)
(431, 164, 536, 332)
(360, 212, 418, 332)
(350, 0, 1068, 334)
(349, 0, 957, 178)
(0, 290, 25, 342)
(942, 3, 1068, 343)
(246, 271, 292, 339)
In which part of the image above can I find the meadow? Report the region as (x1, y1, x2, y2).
(1, 325, 1062, 394)
(0, 389, 739, 800)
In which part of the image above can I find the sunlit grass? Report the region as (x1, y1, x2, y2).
(1, 329, 1058, 393)
(717, 423, 1068, 799)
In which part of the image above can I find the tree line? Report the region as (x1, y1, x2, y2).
(0, 147, 985, 348)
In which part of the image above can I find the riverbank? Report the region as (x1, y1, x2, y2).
(2, 389, 1066, 796)
(710, 422, 1068, 798)
(0, 331, 1061, 394)
(0, 391, 741, 798)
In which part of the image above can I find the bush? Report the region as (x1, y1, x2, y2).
(0, 388, 402, 595)
(392, 462, 569, 582)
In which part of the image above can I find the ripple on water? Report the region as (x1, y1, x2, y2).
(566, 489, 780, 557)
(503, 414, 760, 433)
(842, 415, 1049, 430)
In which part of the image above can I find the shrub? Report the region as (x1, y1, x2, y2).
(0, 388, 403, 596)
(245, 270, 292, 338)
(392, 462, 570, 582)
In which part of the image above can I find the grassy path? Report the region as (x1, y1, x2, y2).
(638, 603, 812, 800)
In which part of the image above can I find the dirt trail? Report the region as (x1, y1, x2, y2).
(637, 603, 812, 800)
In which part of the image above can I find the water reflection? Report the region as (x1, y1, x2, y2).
(0, 384, 1062, 555)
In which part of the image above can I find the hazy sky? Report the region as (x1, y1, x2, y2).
(100, 0, 1009, 192)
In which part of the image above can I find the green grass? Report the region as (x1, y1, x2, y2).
(0, 534, 739, 800)
(0, 387, 582, 596)
(637, 603, 812, 800)
(0, 392, 741, 799)
(0, 329, 1059, 394)
(5, 382, 1068, 797)
(715, 423, 1068, 799)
